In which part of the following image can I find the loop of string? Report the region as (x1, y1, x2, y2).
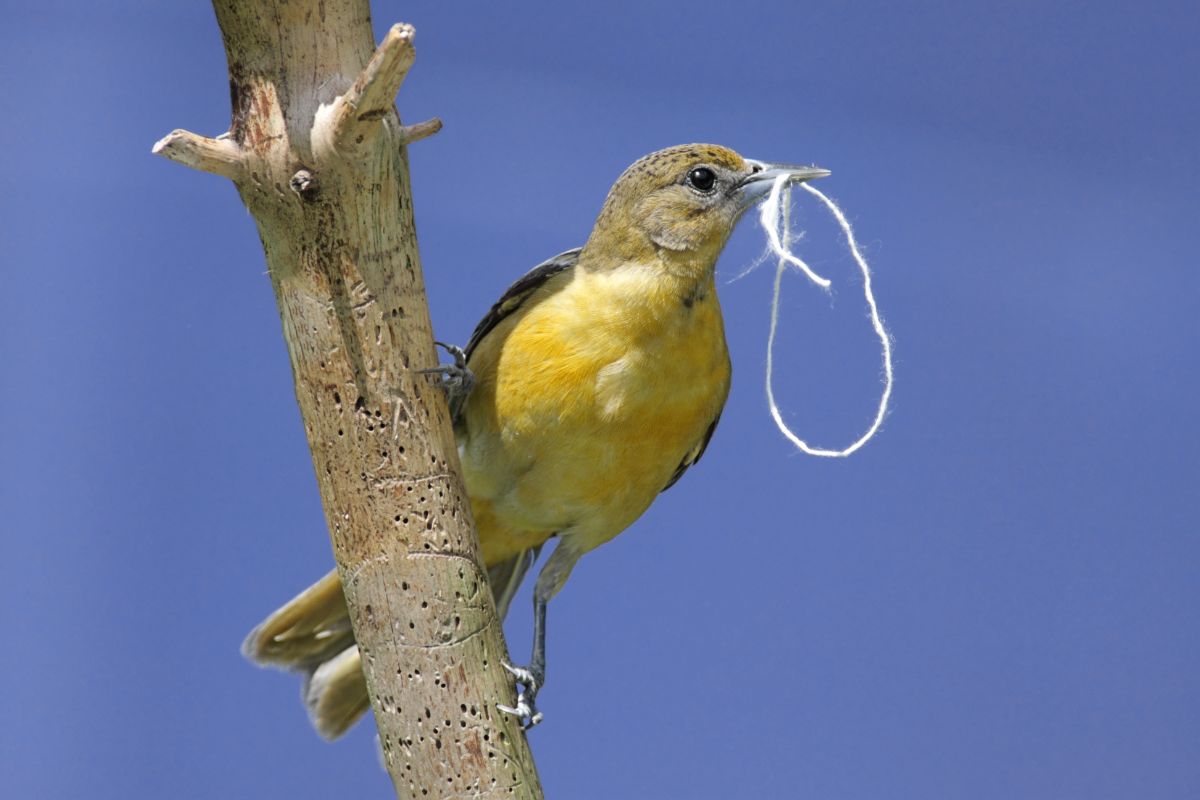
(759, 175, 893, 457)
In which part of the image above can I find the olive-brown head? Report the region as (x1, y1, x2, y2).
(583, 143, 829, 272)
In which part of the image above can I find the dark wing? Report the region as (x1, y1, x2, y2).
(661, 411, 723, 492)
(464, 247, 583, 360)
(486, 545, 543, 622)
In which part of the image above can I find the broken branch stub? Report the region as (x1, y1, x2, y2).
(315, 22, 418, 159)
(151, 129, 245, 180)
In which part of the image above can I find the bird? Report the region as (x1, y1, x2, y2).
(243, 143, 830, 737)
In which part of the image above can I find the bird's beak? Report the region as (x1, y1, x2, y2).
(734, 160, 831, 209)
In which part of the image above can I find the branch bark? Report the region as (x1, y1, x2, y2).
(154, 2, 542, 797)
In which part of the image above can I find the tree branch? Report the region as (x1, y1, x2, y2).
(151, 129, 244, 179)
(399, 117, 444, 145)
(154, 2, 542, 798)
(315, 22, 417, 159)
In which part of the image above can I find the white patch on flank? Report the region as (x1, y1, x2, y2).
(594, 354, 637, 420)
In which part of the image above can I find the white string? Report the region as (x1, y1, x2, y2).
(759, 175, 894, 457)
(759, 175, 831, 288)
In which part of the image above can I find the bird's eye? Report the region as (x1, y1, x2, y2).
(686, 167, 717, 193)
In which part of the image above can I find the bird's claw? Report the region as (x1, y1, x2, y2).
(496, 697, 543, 729)
(419, 341, 473, 389)
(497, 661, 545, 730)
(419, 341, 474, 420)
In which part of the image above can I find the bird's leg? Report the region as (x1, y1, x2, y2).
(497, 599, 546, 728)
(418, 341, 474, 422)
(497, 542, 581, 730)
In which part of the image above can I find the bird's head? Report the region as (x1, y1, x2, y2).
(584, 143, 829, 273)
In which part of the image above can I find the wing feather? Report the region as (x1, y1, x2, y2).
(661, 411, 722, 492)
(464, 247, 583, 360)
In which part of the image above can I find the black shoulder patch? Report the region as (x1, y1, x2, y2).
(464, 248, 583, 360)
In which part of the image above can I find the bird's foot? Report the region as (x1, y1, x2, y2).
(419, 341, 474, 420)
(497, 661, 544, 730)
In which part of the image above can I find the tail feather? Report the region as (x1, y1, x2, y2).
(243, 569, 354, 669)
(303, 645, 371, 740)
(247, 551, 537, 740)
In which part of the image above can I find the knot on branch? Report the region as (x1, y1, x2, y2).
(290, 169, 319, 200)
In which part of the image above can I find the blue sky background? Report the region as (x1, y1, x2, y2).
(2, 1, 1197, 798)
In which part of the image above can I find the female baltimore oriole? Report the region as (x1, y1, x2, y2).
(244, 144, 829, 735)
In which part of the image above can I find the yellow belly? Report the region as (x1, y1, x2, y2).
(459, 266, 730, 566)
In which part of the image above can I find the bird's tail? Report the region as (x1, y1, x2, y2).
(301, 643, 370, 740)
(242, 569, 368, 739)
(244, 550, 540, 740)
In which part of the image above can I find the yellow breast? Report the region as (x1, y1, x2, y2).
(460, 263, 730, 564)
